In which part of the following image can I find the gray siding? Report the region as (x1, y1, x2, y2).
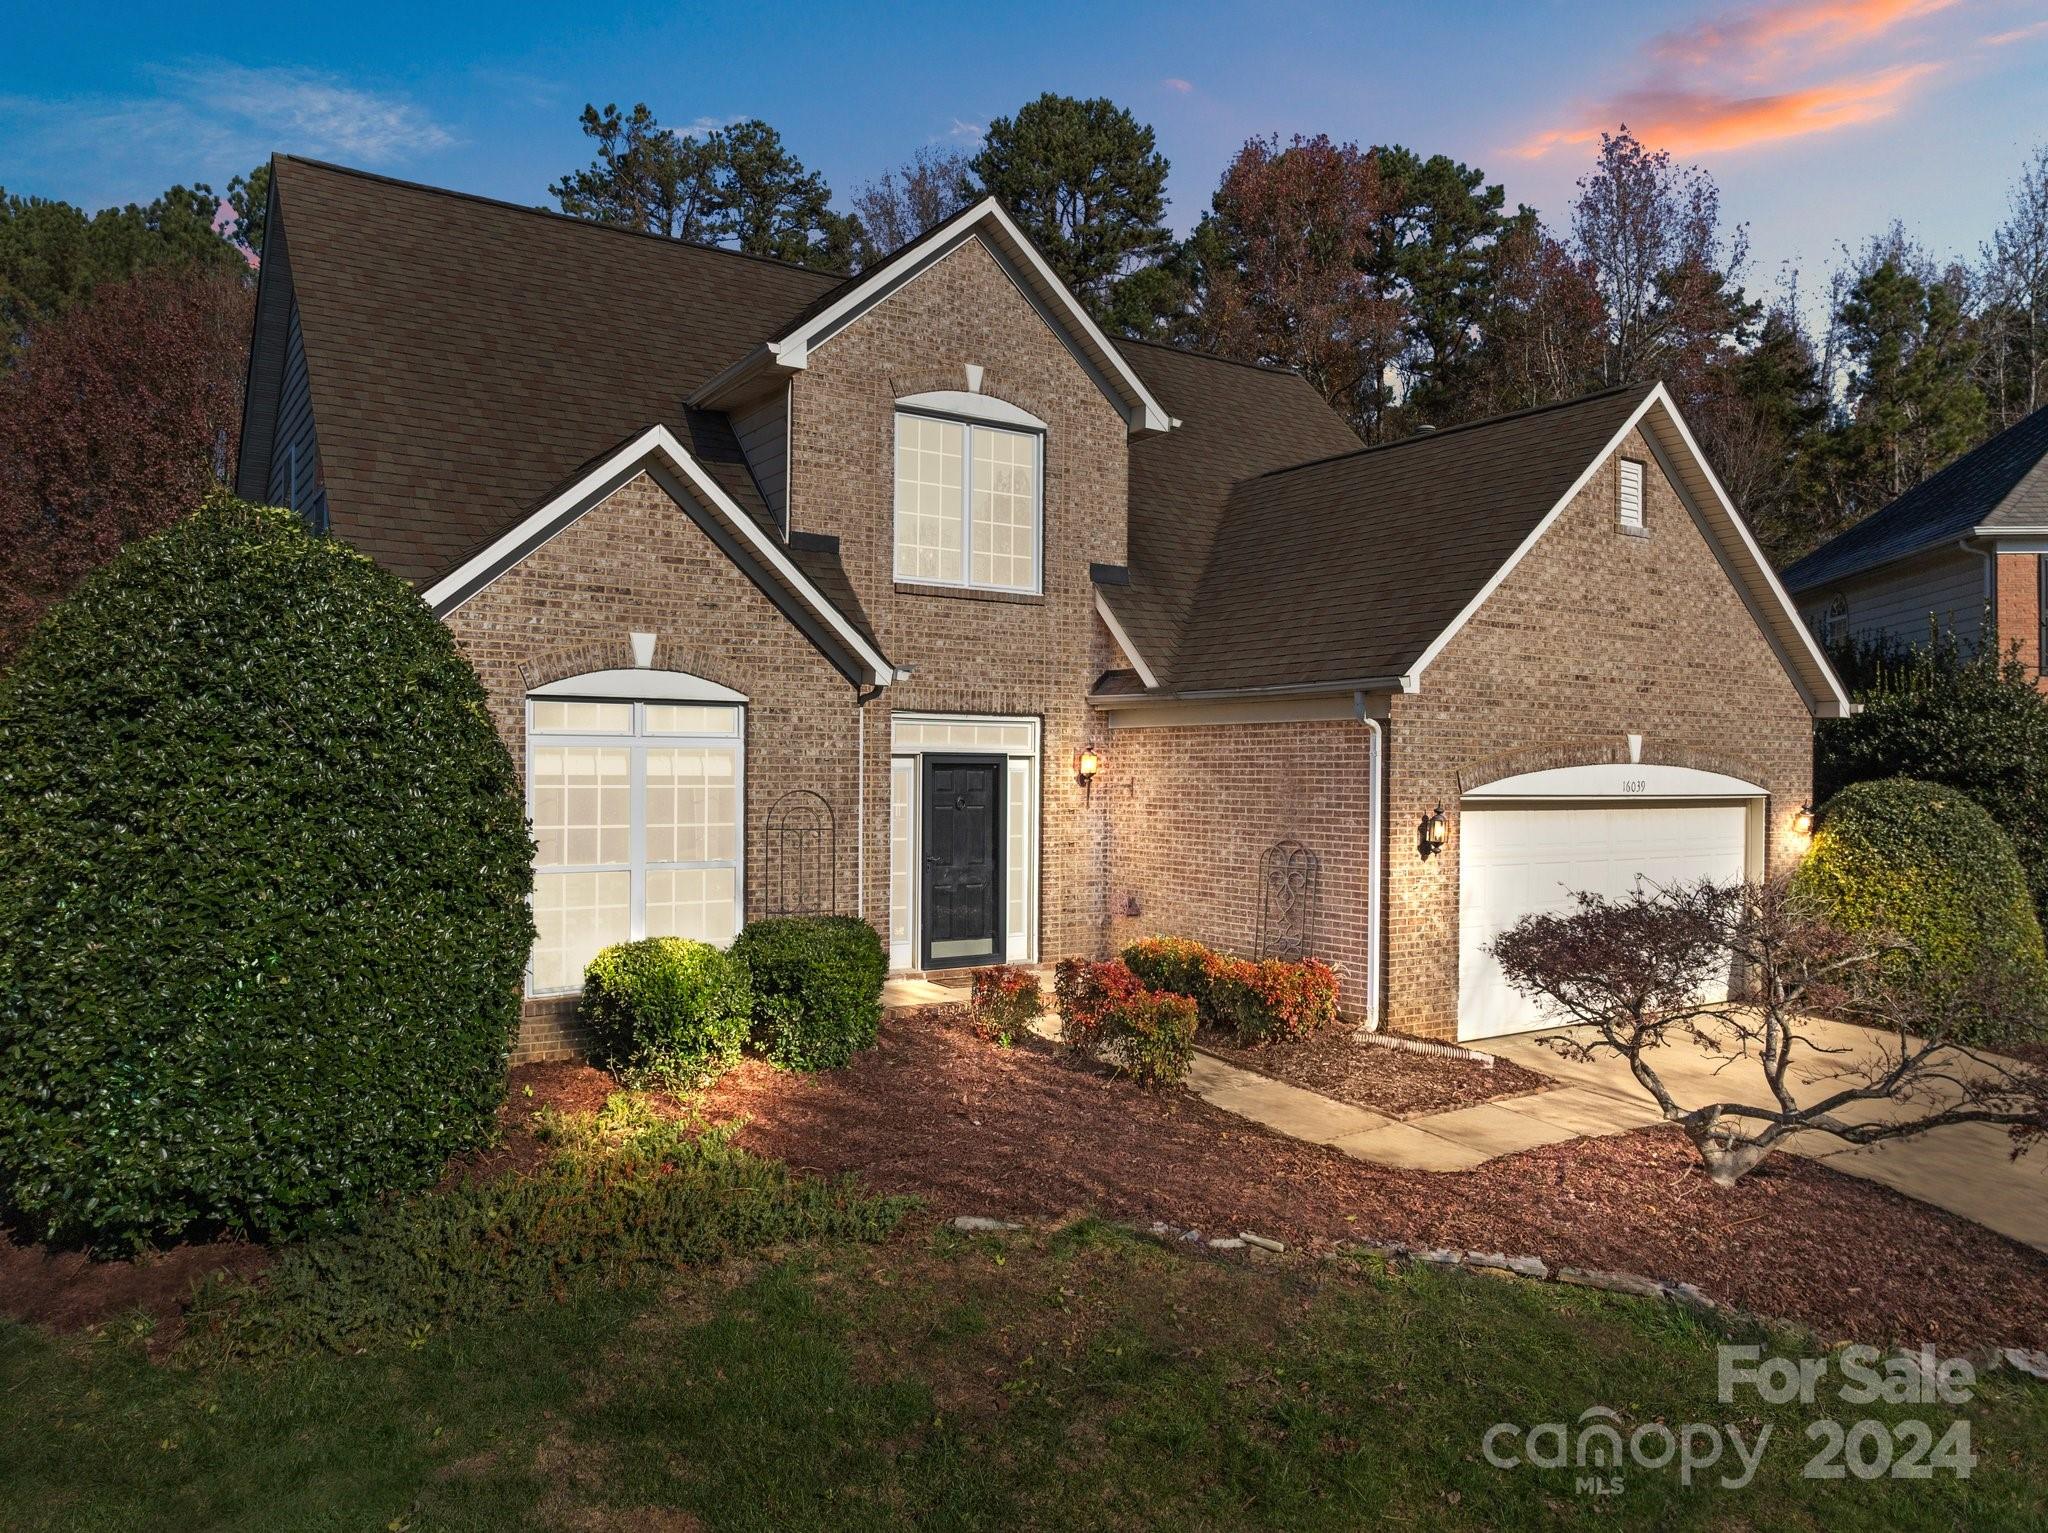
(732, 389, 789, 527)
(264, 299, 326, 529)
(1798, 547, 1988, 650)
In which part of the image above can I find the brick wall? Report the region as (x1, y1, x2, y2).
(787, 235, 1129, 961)
(1382, 427, 1815, 1040)
(443, 472, 862, 1061)
(1102, 720, 1376, 1016)
(1993, 552, 2048, 689)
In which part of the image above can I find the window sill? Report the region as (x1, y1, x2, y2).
(894, 581, 1046, 606)
(1616, 524, 1650, 539)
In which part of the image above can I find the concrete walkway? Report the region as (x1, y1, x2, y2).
(1184, 1023, 2048, 1255)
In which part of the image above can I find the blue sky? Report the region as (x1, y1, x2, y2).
(6, 0, 2046, 303)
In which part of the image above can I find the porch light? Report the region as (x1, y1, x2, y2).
(1075, 747, 1102, 790)
(1792, 803, 1815, 837)
(1421, 804, 1449, 858)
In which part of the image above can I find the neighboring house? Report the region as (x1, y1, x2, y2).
(237, 157, 1849, 1054)
(1782, 406, 2048, 682)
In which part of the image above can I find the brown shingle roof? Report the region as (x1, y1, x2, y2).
(268, 156, 840, 585)
(1111, 339, 1364, 673)
(1107, 382, 1655, 693)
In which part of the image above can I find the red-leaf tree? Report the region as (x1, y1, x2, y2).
(1189, 134, 1406, 433)
(0, 265, 251, 659)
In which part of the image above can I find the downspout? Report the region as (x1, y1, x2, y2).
(1354, 690, 1385, 1032)
(855, 680, 886, 919)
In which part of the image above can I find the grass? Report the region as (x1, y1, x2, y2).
(3, 1101, 2044, 1530)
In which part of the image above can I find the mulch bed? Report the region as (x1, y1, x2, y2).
(1197, 1028, 1555, 1118)
(698, 1009, 2048, 1352)
(9, 1014, 2046, 1353)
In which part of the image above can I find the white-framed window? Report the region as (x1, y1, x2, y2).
(1618, 458, 1646, 531)
(893, 411, 1043, 593)
(526, 697, 744, 994)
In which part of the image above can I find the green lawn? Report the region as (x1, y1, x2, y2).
(5, 1216, 2044, 1531)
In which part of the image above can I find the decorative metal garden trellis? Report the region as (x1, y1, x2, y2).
(1255, 837, 1319, 962)
(765, 789, 835, 916)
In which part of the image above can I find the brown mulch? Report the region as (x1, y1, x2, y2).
(1196, 1028, 1555, 1119)
(437, 1058, 634, 1187)
(0, 1231, 268, 1344)
(697, 1009, 2048, 1352)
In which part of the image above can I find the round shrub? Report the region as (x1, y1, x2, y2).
(733, 916, 886, 1071)
(0, 497, 534, 1250)
(582, 938, 753, 1087)
(1792, 778, 2048, 1005)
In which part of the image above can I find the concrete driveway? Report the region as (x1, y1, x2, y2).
(1484, 1018, 2048, 1254)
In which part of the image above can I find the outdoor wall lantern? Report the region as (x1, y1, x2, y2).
(1792, 803, 1815, 838)
(1075, 746, 1102, 793)
(1420, 803, 1449, 858)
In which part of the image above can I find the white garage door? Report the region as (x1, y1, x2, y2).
(1457, 800, 1750, 1040)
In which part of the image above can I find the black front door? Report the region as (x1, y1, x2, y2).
(922, 755, 1005, 970)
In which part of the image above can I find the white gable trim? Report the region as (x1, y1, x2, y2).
(421, 424, 895, 687)
(1405, 384, 1852, 719)
(693, 200, 1173, 438)
(1094, 590, 1160, 691)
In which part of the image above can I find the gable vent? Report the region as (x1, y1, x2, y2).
(1618, 459, 1645, 531)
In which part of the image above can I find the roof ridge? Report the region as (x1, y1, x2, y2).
(1113, 334, 1312, 381)
(1248, 381, 1653, 480)
(275, 154, 848, 284)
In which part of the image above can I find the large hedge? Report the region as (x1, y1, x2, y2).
(1818, 633, 2048, 928)
(0, 497, 534, 1249)
(1791, 778, 2048, 1006)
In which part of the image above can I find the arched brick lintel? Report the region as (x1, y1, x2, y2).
(1456, 738, 1773, 797)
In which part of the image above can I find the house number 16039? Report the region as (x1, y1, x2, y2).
(1620, 778, 1647, 794)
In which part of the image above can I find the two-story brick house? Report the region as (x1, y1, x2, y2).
(237, 157, 1850, 1055)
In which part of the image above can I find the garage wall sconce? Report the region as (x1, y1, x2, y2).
(1075, 746, 1102, 796)
(1419, 804, 1449, 859)
(1792, 803, 1815, 838)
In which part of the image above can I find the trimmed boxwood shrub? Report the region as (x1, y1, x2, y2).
(1792, 778, 2048, 1008)
(582, 938, 753, 1087)
(733, 916, 886, 1071)
(0, 496, 534, 1250)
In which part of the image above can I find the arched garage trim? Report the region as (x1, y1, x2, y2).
(1464, 762, 1766, 801)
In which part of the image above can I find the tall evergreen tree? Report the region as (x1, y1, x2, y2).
(968, 94, 1173, 323)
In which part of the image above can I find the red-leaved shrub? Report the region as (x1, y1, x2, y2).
(969, 964, 1042, 1044)
(1053, 958, 1197, 1086)
(1120, 937, 1341, 1047)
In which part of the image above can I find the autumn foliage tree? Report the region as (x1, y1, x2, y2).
(0, 265, 251, 659)
(1187, 134, 1404, 431)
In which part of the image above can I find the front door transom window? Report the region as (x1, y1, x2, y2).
(527, 698, 743, 994)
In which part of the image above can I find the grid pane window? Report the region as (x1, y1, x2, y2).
(894, 413, 1040, 592)
(893, 415, 964, 583)
(527, 700, 744, 994)
(971, 427, 1039, 590)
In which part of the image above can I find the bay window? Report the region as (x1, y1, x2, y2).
(893, 410, 1042, 593)
(526, 698, 743, 994)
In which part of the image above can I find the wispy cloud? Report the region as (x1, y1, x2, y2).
(1162, 77, 1195, 94)
(1513, 0, 1960, 159)
(1514, 63, 1939, 157)
(0, 60, 454, 202)
(1652, 0, 1958, 68)
(943, 117, 984, 142)
(1983, 17, 2048, 45)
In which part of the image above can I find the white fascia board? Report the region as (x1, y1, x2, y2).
(1404, 383, 1854, 720)
(1646, 385, 1854, 719)
(1974, 525, 2048, 538)
(1093, 589, 1160, 690)
(422, 424, 894, 686)
(1404, 388, 1662, 687)
(766, 199, 1172, 437)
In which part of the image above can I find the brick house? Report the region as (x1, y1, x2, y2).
(236, 157, 1849, 1055)
(1783, 405, 2048, 689)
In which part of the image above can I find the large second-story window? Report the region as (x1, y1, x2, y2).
(526, 698, 743, 994)
(893, 410, 1042, 593)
